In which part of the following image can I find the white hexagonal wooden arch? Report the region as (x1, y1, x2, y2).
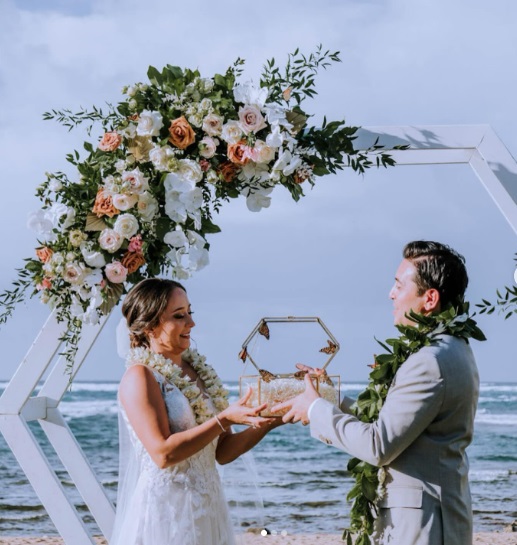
(1, 124, 516, 544)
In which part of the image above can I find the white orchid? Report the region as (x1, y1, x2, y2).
(233, 81, 268, 107)
(242, 185, 274, 212)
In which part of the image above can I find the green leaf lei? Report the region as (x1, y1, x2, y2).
(342, 302, 486, 545)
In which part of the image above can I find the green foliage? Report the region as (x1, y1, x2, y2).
(476, 254, 517, 320)
(343, 302, 485, 543)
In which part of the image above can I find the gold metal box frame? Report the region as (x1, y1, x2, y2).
(238, 316, 341, 417)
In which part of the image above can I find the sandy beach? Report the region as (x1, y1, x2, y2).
(1, 533, 517, 545)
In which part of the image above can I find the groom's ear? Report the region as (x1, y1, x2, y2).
(422, 288, 440, 313)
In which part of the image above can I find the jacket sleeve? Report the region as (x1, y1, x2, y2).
(309, 350, 444, 466)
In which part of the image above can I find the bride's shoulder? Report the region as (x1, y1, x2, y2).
(119, 364, 162, 405)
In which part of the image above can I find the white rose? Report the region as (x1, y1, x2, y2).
(202, 78, 214, 92)
(200, 98, 212, 111)
(114, 213, 139, 240)
(114, 159, 127, 173)
(63, 261, 87, 285)
(99, 228, 123, 253)
(188, 114, 203, 128)
(202, 113, 223, 136)
(122, 169, 149, 194)
(112, 193, 138, 211)
(164, 230, 188, 248)
(149, 145, 175, 172)
(51, 252, 64, 266)
(48, 179, 63, 192)
(250, 140, 276, 164)
(221, 120, 243, 144)
(206, 170, 218, 184)
(137, 191, 159, 222)
(198, 136, 218, 159)
(136, 110, 164, 137)
(80, 242, 106, 268)
(120, 124, 137, 139)
(177, 159, 203, 185)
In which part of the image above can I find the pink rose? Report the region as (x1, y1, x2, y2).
(199, 159, 211, 172)
(98, 132, 122, 152)
(105, 262, 128, 283)
(238, 105, 267, 134)
(128, 234, 143, 253)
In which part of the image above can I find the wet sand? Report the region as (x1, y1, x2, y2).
(1, 532, 517, 545)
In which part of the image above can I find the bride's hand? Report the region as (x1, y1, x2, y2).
(296, 363, 324, 376)
(218, 387, 270, 429)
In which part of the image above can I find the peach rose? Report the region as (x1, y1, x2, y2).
(121, 251, 146, 274)
(168, 116, 196, 150)
(227, 140, 250, 166)
(36, 246, 53, 263)
(92, 189, 120, 218)
(98, 132, 122, 152)
(37, 277, 52, 290)
(217, 161, 240, 183)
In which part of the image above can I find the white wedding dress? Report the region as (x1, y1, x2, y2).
(110, 369, 236, 545)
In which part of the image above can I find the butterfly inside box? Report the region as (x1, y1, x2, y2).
(238, 317, 341, 417)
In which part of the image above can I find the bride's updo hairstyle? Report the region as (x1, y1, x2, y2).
(122, 278, 186, 348)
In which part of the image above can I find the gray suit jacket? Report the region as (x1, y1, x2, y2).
(309, 335, 479, 545)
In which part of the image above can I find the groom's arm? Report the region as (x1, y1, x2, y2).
(309, 352, 444, 466)
(339, 396, 356, 415)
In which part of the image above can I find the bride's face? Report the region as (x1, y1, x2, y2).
(150, 288, 195, 356)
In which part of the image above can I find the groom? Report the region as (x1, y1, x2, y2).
(273, 241, 480, 545)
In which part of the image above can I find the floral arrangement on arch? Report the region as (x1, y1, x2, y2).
(0, 46, 402, 368)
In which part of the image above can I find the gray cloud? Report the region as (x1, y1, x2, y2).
(1, 0, 516, 383)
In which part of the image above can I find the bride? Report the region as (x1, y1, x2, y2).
(110, 278, 281, 545)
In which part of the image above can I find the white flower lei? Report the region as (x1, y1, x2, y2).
(126, 346, 229, 424)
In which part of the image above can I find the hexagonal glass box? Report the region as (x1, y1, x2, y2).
(238, 316, 341, 417)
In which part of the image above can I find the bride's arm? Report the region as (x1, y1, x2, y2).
(215, 419, 283, 465)
(120, 365, 268, 469)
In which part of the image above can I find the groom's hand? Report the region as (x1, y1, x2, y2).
(270, 373, 321, 425)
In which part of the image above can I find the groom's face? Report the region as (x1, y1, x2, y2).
(389, 259, 427, 326)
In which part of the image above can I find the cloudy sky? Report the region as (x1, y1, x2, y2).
(1, 0, 516, 384)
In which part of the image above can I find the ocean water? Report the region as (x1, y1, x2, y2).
(0, 381, 516, 536)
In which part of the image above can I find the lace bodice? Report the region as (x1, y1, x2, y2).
(113, 369, 235, 545)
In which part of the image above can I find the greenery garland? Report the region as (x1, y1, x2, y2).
(342, 302, 486, 545)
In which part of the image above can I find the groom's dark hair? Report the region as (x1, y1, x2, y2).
(403, 240, 468, 308)
(122, 278, 186, 348)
